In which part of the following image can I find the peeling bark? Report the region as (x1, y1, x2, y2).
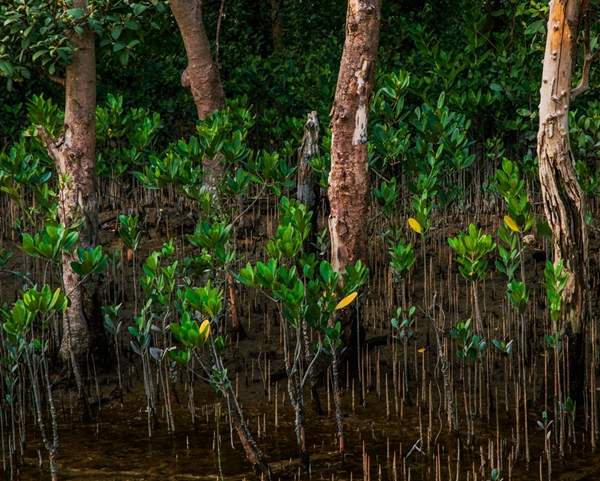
(327, 0, 381, 454)
(328, 0, 380, 277)
(537, 0, 587, 333)
(328, 0, 380, 350)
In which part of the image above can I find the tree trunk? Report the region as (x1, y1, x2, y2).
(297, 111, 325, 415)
(170, 0, 225, 191)
(170, 0, 225, 119)
(297, 111, 320, 248)
(328, 0, 380, 277)
(328, 0, 381, 347)
(537, 0, 587, 333)
(38, 0, 98, 364)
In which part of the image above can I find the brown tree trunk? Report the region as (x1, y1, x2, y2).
(326, 0, 380, 453)
(170, 0, 225, 119)
(170, 0, 225, 191)
(537, 0, 587, 333)
(328, 0, 380, 351)
(38, 0, 98, 365)
(226, 388, 271, 478)
(328, 0, 380, 277)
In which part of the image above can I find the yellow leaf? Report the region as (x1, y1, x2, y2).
(504, 215, 520, 233)
(417, 347, 426, 353)
(335, 292, 358, 311)
(199, 319, 211, 342)
(407, 217, 423, 234)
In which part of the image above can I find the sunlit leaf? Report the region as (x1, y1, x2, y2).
(199, 319, 211, 342)
(335, 292, 358, 311)
(504, 215, 520, 233)
(407, 217, 423, 234)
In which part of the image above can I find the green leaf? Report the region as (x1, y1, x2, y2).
(66, 8, 85, 20)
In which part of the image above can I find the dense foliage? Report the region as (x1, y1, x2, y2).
(0, 0, 599, 480)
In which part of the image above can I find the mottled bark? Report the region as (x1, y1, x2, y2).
(328, 0, 380, 276)
(38, 0, 98, 364)
(537, 0, 587, 333)
(170, 0, 225, 191)
(328, 0, 380, 352)
(327, 0, 381, 455)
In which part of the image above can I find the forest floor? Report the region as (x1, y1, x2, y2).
(5, 196, 600, 481)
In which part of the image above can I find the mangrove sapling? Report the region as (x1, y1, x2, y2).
(237, 198, 314, 465)
(102, 304, 124, 399)
(170, 283, 271, 477)
(0, 324, 22, 479)
(537, 410, 554, 481)
(450, 317, 487, 443)
(390, 305, 416, 402)
(21, 224, 108, 415)
(389, 241, 416, 399)
(496, 214, 532, 462)
(239, 256, 312, 466)
(185, 219, 242, 336)
(322, 261, 368, 456)
(132, 241, 179, 436)
(117, 214, 142, 313)
(544, 259, 570, 457)
(128, 300, 157, 437)
(494, 158, 535, 284)
(408, 195, 431, 310)
(389, 241, 415, 313)
(238, 198, 368, 460)
(448, 224, 496, 334)
(2, 285, 68, 481)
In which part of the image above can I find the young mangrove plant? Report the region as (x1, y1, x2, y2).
(448, 224, 496, 333)
(169, 282, 271, 477)
(2, 285, 68, 480)
(238, 198, 368, 461)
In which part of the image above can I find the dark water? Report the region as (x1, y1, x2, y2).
(16, 380, 600, 481)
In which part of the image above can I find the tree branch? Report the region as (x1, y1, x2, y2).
(35, 126, 62, 163)
(48, 75, 66, 87)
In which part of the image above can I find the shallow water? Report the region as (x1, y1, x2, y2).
(15, 378, 600, 481)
